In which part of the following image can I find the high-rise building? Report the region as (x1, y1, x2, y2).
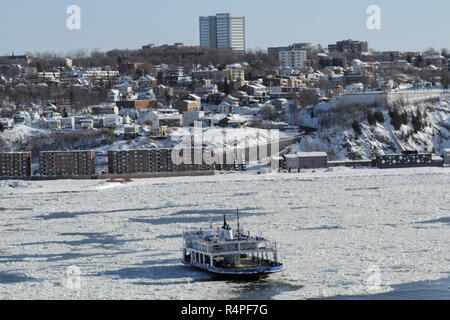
(199, 13, 245, 51)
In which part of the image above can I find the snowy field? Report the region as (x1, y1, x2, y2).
(0, 167, 449, 299)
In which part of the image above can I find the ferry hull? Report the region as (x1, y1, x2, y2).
(182, 261, 284, 277)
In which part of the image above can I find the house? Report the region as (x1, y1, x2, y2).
(242, 83, 268, 100)
(222, 94, 240, 107)
(47, 119, 61, 130)
(345, 83, 364, 93)
(119, 107, 139, 120)
(271, 98, 288, 110)
(60, 117, 75, 129)
(114, 82, 133, 96)
(139, 109, 183, 127)
(195, 84, 218, 95)
(198, 116, 214, 127)
(137, 75, 157, 88)
(443, 148, 450, 166)
(116, 99, 158, 111)
(174, 100, 200, 114)
(12, 111, 31, 124)
(218, 101, 235, 114)
(136, 90, 156, 101)
(183, 111, 205, 126)
(149, 125, 167, 137)
(0, 118, 14, 129)
(285, 151, 328, 171)
(123, 125, 141, 138)
(91, 105, 119, 116)
(100, 115, 122, 128)
(74, 117, 94, 129)
(107, 89, 121, 102)
(173, 94, 201, 114)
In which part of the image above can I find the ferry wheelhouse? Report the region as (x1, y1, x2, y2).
(182, 214, 283, 277)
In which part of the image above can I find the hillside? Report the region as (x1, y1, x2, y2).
(291, 94, 450, 160)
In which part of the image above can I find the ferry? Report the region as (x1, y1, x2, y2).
(182, 212, 283, 277)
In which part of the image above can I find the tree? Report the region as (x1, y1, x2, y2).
(441, 70, 450, 89)
(367, 111, 376, 126)
(352, 120, 362, 136)
(415, 55, 424, 68)
(374, 111, 385, 123)
(157, 71, 164, 85)
(412, 110, 425, 133)
(259, 104, 276, 120)
(298, 89, 318, 109)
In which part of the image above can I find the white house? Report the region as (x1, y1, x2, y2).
(345, 83, 364, 93)
(0, 117, 14, 129)
(107, 89, 121, 102)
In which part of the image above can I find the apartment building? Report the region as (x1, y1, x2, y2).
(328, 39, 369, 54)
(191, 68, 245, 82)
(278, 49, 307, 70)
(0, 152, 32, 178)
(199, 13, 245, 51)
(39, 150, 95, 176)
(108, 149, 213, 174)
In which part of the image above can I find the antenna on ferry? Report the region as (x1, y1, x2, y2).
(237, 207, 240, 240)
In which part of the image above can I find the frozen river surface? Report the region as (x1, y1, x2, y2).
(0, 167, 449, 299)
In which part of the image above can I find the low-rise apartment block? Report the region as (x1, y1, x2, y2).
(0, 152, 32, 177)
(39, 150, 96, 176)
(108, 149, 213, 174)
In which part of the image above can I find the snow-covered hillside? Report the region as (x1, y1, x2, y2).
(291, 95, 450, 160)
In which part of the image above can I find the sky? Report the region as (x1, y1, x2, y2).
(1, 0, 449, 55)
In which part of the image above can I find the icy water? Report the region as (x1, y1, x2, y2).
(323, 277, 450, 300)
(0, 167, 449, 299)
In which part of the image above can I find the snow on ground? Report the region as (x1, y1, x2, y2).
(0, 167, 449, 299)
(291, 96, 450, 160)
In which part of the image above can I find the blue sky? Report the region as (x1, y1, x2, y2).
(1, 0, 449, 55)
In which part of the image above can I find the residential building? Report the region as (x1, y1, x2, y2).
(39, 151, 96, 176)
(0, 152, 32, 178)
(278, 49, 307, 70)
(199, 13, 245, 51)
(268, 43, 317, 57)
(108, 148, 212, 174)
(192, 68, 245, 82)
(285, 152, 328, 172)
(328, 39, 369, 54)
(140, 109, 183, 127)
(443, 148, 450, 166)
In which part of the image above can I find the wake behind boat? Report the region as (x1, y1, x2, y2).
(182, 211, 283, 277)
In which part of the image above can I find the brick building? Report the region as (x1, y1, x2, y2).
(0, 152, 32, 178)
(108, 148, 213, 174)
(39, 150, 96, 176)
(116, 100, 158, 111)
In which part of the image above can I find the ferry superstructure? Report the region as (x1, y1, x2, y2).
(182, 213, 283, 277)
